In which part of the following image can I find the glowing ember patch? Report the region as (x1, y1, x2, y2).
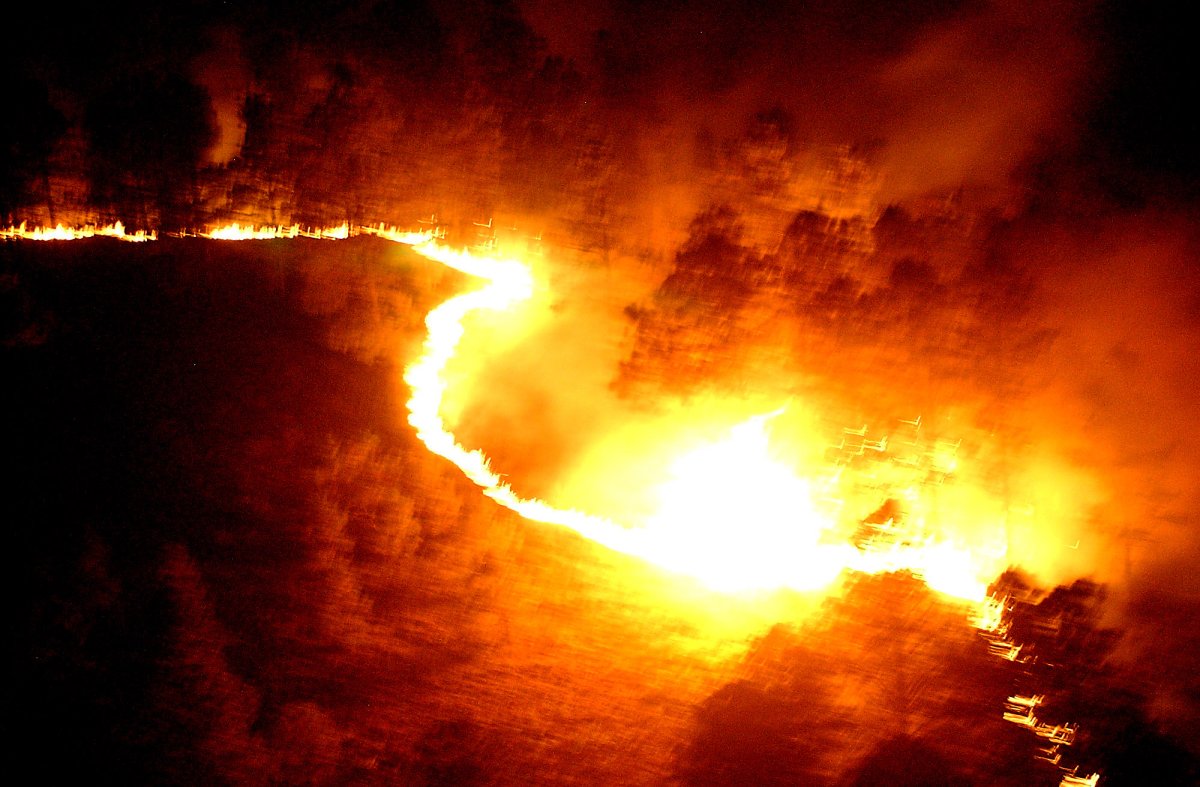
(971, 594, 1008, 632)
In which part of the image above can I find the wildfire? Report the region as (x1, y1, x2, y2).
(393, 233, 1005, 602)
(197, 222, 352, 240)
(6, 218, 1118, 785)
(5, 219, 1012, 604)
(1, 221, 155, 242)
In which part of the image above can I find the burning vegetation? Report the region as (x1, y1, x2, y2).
(6, 0, 1200, 784)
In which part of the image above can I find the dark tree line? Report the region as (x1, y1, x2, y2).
(1, 0, 601, 231)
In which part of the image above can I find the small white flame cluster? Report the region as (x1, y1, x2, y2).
(974, 595, 1098, 787)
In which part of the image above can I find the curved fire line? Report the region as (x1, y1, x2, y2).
(4, 220, 1104, 784)
(401, 239, 644, 559)
(3, 221, 999, 604)
(398, 236, 993, 602)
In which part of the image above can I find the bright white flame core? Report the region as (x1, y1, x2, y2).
(637, 413, 850, 592)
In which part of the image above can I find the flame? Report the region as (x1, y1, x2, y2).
(394, 235, 1002, 601)
(198, 222, 351, 240)
(847, 539, 994, 602)
(632, 412, 851, 593)
(2, 221, 439, 245)
(5, 219, 1009, 604)
(1, 221, 155, 242)
(396, 237, 644, 559)
(9, 218, 1104, 783)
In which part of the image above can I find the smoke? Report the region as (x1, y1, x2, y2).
(91, 0, 1177, 607)
(12, 0, 1200, 777)
(190, 28, 252, 166)
(1015, 209, 1200, 741)
(518, 0, 1095, 223)
(1015, 211, 1200, 593)
(867, 0, 1092, 202)
(504, 0, 1200, 604)
(435, 203, 1200, 608)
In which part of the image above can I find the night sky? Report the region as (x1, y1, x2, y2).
(6, 1, 1200, 784)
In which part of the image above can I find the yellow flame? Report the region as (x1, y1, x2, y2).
(393, 236, 999, 601)
(632, 412, 849, 592)
(198, 222, 351, 240)
(1, 221, 155, 242)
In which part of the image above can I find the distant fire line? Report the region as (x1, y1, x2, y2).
(1, 221, 404, 242)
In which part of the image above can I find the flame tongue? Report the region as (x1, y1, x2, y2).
(400, 238, 641, 559)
